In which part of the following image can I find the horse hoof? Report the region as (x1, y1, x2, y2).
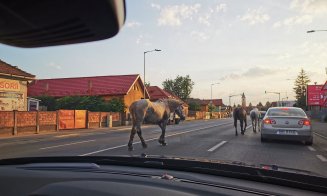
(241, 132, 244, 135)
(128, 146, 134, 151)
(142, 143, 148, 148)
(161, 142, 167, 146)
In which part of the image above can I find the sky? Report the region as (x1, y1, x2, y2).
(0, 0, 326, 105)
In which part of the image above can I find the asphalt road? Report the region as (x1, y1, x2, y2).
(0, 118, 326, 176)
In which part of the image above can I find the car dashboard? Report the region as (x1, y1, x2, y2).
(0, 162, 325, 196)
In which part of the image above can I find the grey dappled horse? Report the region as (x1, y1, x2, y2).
(128, 98, 185, 151)
(233, 107, 247, 136)
(250, 108, 261, 133)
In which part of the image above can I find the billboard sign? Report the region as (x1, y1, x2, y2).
(0, 79, 20, 92)
(322, 81, 327, 107)
(307, 85, 324, 106)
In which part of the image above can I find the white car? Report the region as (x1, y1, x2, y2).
(261, 107, 313, 145)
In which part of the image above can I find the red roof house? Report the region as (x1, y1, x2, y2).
(28, 74, 149, 113)
(0, 59, 35, 111)
(186, 98, 223, 112)
(146, 86, 188, 115)
(0, 59, 35, 79)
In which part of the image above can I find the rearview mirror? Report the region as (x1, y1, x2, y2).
(0, 0, 126, 48)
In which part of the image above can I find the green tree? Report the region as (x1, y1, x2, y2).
(54, 96, 125, 112)
(104, 98, 126, 112)
(293, 68, 310, 109)
(208, 103, 216, 112)
(188, 102, 201, 111)
(33, 95, 57, 111)
(162, 75, 194, 100)
(257, 102, 263, 108)
(144, 81, 151, 87)
(248, 102, 253, 110)
(264, 101, 271, 110)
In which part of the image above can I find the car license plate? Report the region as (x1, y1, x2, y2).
(277, 130, 298, 135)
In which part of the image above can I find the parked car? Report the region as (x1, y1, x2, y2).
(261, 107, 313, 145)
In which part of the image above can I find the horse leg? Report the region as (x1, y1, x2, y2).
(244, 116, 247, 133)
(136, 124, 147, 148)
(158, 121, 167, 146)
(128, 124, 137, 151)
(251, 119, 255, 132)
(240, 120, 244, 135)
(258, 119, 261, 132)
(234, 119, 238, 136)
(254, 118, 257, 133)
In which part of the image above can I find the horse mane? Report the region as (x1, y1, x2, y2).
(160, 98, 182, 111)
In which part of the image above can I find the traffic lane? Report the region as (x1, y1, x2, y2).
(36, 119, 232, 156)
(0, 119, 226, 147)
(209, 131, 327, 177)
(92, 122, 327, 177)
(46, 119, 232, 157)
(84, 122, 239, 158)
(0, 119, 232, 159)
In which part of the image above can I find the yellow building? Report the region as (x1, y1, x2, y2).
(0, 60, 35, 111)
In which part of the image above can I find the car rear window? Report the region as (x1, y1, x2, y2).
(267, 108, 306, 117)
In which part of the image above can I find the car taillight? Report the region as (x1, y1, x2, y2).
(263, 118, 276, 124)
(299, 119, 310, 126)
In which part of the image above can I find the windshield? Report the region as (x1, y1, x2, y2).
(267, 108, 307, 117)
(0, 0, 327, 182)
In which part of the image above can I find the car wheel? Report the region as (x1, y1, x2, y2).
(261, 136, 267, 142)
(305, 138, 313, 146)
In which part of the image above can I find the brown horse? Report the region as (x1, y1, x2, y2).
(233, 107, 247, 136)
(128, 98, 185, 151)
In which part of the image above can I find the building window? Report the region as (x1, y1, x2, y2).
(134, 85, 139, 91)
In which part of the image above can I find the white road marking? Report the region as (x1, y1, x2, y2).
(316, 155, 327, 162)
(308, 146, 316, 151)
(79, 122, 232, 156)
(54, 133, 79, 138)
(246, 125, 252, 129)
(40, 140, 96, 150)
(314, 132, 327, 140)
(208, 141, 227, 152)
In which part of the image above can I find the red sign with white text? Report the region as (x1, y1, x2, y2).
(307, 85, 324, 106)
(322, 81, 327, 107)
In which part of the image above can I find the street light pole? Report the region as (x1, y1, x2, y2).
(210, 83, 219, 113)
(143, 49, 161, 99)
(265, 91, 281, 106)
(281, 97, 288, 106)
(307, 30, 327, 33)
(143, 52, 146, 99)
